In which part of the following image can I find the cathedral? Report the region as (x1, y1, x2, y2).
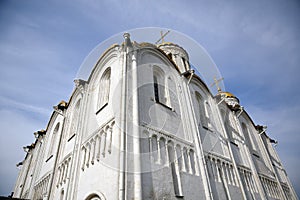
(12, 32, 297, 200)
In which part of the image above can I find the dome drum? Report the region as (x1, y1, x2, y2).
(157, 42, 190, 73)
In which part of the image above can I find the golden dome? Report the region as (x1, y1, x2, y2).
(217, 91, 240, 110)
(220, 91, 236, 98)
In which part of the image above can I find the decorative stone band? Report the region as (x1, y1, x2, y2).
(205, 152, 239, 186)
(259, 174, 282, 199)
(143, 125, 199, 176)
(142, 124, 194, 150)
(237, 165, 258, 193)
(56, 155, 72, 187)
(33, 172, 51, 200)
(281, 182, 294, 200)
(81, 119, 115, 171)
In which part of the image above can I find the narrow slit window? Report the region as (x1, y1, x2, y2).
(98, 68, 111, 110)
(205, 101, 215, 129)
(70, 100, 81, 138)
(195, 92, 207, 128)
(153, 66, 173, 108)
(48, 123, 60, 158)
(153, 75, 160, 102)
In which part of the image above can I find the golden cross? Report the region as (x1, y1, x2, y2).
(155, 30, 170, 44)
(210, 77, 224, 92)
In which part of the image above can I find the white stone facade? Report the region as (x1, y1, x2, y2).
(13, 33, 298, 200)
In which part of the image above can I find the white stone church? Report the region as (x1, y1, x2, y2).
(12, 32, 297, 200)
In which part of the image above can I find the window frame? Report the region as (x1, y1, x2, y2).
(96, 67, 111, 113)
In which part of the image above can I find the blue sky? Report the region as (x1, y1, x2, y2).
(0, 0, 299, 197)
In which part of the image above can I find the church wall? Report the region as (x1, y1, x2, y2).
(27, 140, 44, 198)
(205, 151, 252, 200)
(37, 114, 64, 180)
(14, 138, 40, 199)
(84, 55, 120, 142)
(239, 118, 257, 152)
(12, 38, 298, 200)
(221, 107, 251, 168)
(180, 172, 206, 199)
(76, 120, 120, 200)
(14, 121, 57, 200)
(13, 167, 23, 197)
(135, 47, 209, 199)
(141, 165, 206, 199)
(189, 81, 229, 158)
(64, 48, 122, 200)
(14, 154, 32, 198)
(226, 111, 267, 199)
(248, 131, 274, 177)
(138, 50, 187, 141)
(240, 121, 278, 183)
(239, 115, 263, 157)
(29, 114, 64, 200)
(238, 114, 275, 190)
(189, 78, 251, 200)
(260, 134, 294, 199)
(258, 134, 276, 175)
(76, 157, 120, 200)
(33, 91, 86, 200)
(190, 82, 225, 156)
(141, 127, 206, 200)
(268, 137, 288, 184)
(202, 97, 267, 199)
(59, 95, 82, 160)
(227, 186, 245, 199)
(238, 112, 295, 200)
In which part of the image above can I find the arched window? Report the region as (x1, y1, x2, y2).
(48, 123, 60, 157)
(223, 111, 239, 142)
(222, 109, 232, 138)
(220, 109, 226, 123)
(166, 76, 177, 108)
(205, 101, 215, 130)
(98, 68, 111, 110)
(85, 194, 101, 200)
(152, 66, 176, 109)
(228, 112, 240, 142)
(242, 123, 256, 151)
(181, 57, 188, 71)
(195, 92, 207, 128)
(229, 112, 237, 132)
(70, 100, 81, 138)
(153, 66, 167, 104)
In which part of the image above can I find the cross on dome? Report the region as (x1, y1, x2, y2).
(155, 30, 170, 44)
(210, 77, 224, 92)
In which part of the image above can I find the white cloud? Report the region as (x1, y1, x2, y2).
(0, 96, 52, 116)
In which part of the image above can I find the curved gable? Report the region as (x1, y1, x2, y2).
(139, 48, 181, 75)
(88, 46, 119, 85)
